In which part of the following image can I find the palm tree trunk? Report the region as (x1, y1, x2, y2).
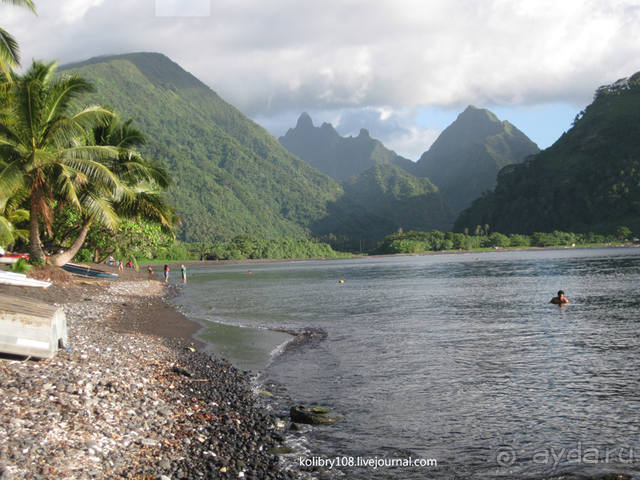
(28, 198, 46, 264)
(49, 222, 91, 266)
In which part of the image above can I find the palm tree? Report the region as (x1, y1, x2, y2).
(0, 187, 28, 247)
(47, 117, 179, 266)
(0, 0, 37, 79)
(0, 60, 119, 263)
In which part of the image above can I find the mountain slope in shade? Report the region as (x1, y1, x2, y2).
(279, 113, 415, 182)
(60, 53, 343, 242)
(414, 106, 539, 214)
(312, 163, 453, 249)
(455, 72, 640, 235)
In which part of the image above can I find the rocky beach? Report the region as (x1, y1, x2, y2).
(0, 268, 296, 480)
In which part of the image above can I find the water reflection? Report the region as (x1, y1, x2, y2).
(174, 248, 640, 479)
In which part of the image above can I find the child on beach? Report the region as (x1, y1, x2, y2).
(181, 264, 187, 283)
(164, 264, 169, 283)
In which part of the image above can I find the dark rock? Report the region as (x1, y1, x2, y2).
(290, 405, 342, 425)
(171, 366, 192, 377)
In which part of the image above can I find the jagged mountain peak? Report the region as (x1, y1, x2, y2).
(296, 112, 314, 128)
(279, 114, 414, 182)
(414, 106, 539, 214)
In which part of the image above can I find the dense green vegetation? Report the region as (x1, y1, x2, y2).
(0, 8, 181, 265)
(198, 235, 343, 260)
(455, 73, 640, 235)
(414, 106, 539, 214)
(279, 112, 415, 181)
(60, 53, 343, 243)
(376, 228, 632, 254)
(312, 163, 452, 250)
(278, 113, 453, 248)
(0, 60, 177, 265)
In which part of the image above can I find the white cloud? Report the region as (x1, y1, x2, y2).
(3, 0, 639, 146)
(155, 0, 211, 17)
(60, 0, 104, 23)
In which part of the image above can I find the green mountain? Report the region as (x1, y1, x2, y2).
(414, 106, 539, 214)
(454, 72, 640, 235)
(60, 52, 342, 242)
(312, 163, 453, 249)
(279, 113, 415, 181)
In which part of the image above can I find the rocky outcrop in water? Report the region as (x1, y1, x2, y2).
(290, 405, 342, 425)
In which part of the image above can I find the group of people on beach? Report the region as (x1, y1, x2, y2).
(160, 264, 187, 284)
(107, 255, 136, 272)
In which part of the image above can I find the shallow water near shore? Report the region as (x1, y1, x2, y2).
(172, 247, 640, 479)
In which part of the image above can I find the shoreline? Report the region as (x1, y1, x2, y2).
(0, 273, 296, 479)
(146, 243, 638, 271)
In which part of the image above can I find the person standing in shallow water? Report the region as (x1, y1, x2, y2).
(163, 264, 169, 283)
(550, 290, 570, 305)
(181, 264, 187, 284)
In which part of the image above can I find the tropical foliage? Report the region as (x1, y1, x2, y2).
(311, 163, 452, 251)
(204, 235, 342, 260)
(455, 72, 640, 235)
(376, 229, 628, 255)
(59, 53, 342, 243)
(0, 0, 36, 79)
(0, 59, 177, 264)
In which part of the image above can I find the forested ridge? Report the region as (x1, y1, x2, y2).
(455, 72, 640, 235)
(60, 53, 343, 243)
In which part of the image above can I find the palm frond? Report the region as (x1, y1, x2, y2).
(45, 76, 97, 124)
(81, 190, 118, 230)
(0, 119, 19, 144)
(28, 147, 56, 171)
(69, 105, 114, 131)
(0, 159, 25, 200)
(0, 27, 19, 72)
(112, 119, 146, 148)
(0, 214, 16, 245)
(60, 149, 121, 189)
(1, 0, 37, 14)
(55, 163, 82, 209)
(1, 185, 28, 212)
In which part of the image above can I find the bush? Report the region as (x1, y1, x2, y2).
(508, 234, 531, 247)
(10, 258, 32, 274)
(74, 248, 93, 263)
(487, 232, 510, 247)
(616, 226, 632, 241)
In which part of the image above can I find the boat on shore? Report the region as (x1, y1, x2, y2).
(0, 271, 51, 288)
(0, 253, 30, 265)
(61, 263, 119, 279)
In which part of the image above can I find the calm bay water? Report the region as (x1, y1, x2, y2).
(172, 248, 640, 479)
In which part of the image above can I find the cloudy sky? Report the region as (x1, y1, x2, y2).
(4, 0, 639, 159)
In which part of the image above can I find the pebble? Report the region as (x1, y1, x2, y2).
(0, 281, 294, 479)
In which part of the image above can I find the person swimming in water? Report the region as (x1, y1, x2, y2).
(550, 290, 570, 305)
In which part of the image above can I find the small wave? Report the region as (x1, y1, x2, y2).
(269, 327, 328, 353)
